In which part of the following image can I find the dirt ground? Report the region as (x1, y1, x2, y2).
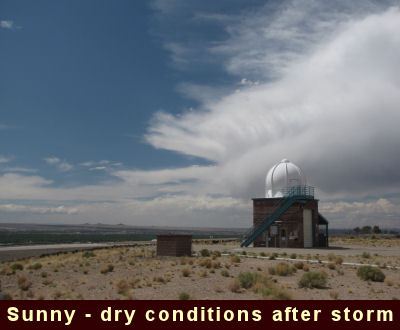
(1, 237, 400, 300)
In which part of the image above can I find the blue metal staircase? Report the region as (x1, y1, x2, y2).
(241, 185, 314, 248)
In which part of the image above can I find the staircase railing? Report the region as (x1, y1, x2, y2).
(241, 185, 314, 247)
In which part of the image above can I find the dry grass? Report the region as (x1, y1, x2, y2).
(1, 241, 399, 300)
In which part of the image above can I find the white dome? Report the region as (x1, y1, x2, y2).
(265, 159, 306, 198)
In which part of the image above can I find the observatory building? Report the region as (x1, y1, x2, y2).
(241, 159, 329, 248)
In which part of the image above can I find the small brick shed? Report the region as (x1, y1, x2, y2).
(156, 234, 192, 257)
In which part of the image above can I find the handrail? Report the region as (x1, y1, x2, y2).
(241, 185, 315, 247)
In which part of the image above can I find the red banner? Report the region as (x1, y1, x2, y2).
(0, 300, 398, 329)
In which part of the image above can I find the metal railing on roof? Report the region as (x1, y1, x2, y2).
(281, 185, 314, 199)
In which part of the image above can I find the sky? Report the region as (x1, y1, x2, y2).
(1, 0, 400, 229)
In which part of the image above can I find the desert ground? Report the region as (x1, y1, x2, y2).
(1, 237, 400, 300)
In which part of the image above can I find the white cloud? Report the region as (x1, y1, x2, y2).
(320, 198, 400, 228)
(0, 204, 78, 215)
(44, 157, 60, 165)
(89, 166, 107, 171)
(0, 20, 14, 30)
(145, 7, 400, 203)
(0, 156, 10, 164)
(44, 157, 73, 172)
(1, 167, 38, 173)
(1, 1, 400, 229)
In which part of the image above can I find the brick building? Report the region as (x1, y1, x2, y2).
(156, 234, 192, 257)
(241, 159, 329, 248)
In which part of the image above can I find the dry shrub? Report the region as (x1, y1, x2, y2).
(100, 264, 114, 274)
(335, 257, 343, 265)
(214, 286, 224, 293)
(212, 261, 221, 269)
(231, 256, 241, 263)
(221, 269, 230, 277)
(179, 292, 190, 300)
(238, 272, 292, 300)
(116, 279, 130, 295)
(17, 275, 32, 291)
(199, 258, 212, 269)
(330, 291, 339, 300)
(294, 262, 304, 270)
(181, 268, 191, 277)
(303, 264, 310, 272)
(153, 275, 166, 284)
(385, 279, 393, 286)
(327, 263, 336, 270)
(357, 266, 385, 282)
(198, 269, 208, 278)
(269, 263, 294, 276)
(298, 271, 327, 289)
(229, 279, 241, 293)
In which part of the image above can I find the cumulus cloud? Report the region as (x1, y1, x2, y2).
(1, 167, 38, 173)
(0, 156, 10, 164)
(1, 1, 400, 228)
(44, 157, 73, 172)
(0, 20, 14, 30)
(0, 204, 78, 215)
(146, 6, 400, 203)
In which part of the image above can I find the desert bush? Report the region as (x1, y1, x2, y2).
(28, 263, 42, 270)
(221, 269, 230, 277)
(212, 261, 221, 269)
(269, 263, 293, 276)
(198, 269, 207, 278)
(290, 253, 297, 259)
(362, 252, 371, 259)
(231, 256, 241, 263)
(238, 272, 264, 289)
(303, 264, 310, 272)
(229, 279, 241, 293)
(181, 268, 191, 277)
(17, 275, 32, 291)
(298, 271, 327, 289)
(179, 292, 190, 300)
(116, 280, 129, 295)
(330, 291, 339, 300)
(199, 258, 212, 268)
(253, 281, 292, 300)
(259, 252, 267, 257)
(212, 250, 221, 257)
(385, 279, 393, 286)
(334, 256, 343, 265)
(200, 249, 210, 257)
(269, 253, 278, 260)
(0, 292, 12, 300)
(294, 262, 304, 269)
(327, 263, 336, 270)
(153, 275, 166, 283)
(238, 272, 292, 300)
(11, 263, 23, 271)
(40, 272, 48, 278)
(100, 264, 114, 274)
(82, 251, 95, 258)
(357, 266, 385, 282)
(275, 262, 293, 276)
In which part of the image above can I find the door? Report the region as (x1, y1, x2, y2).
(303, 209, 312, 248)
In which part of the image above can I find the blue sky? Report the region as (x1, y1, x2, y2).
(1, 0, 400, 228)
